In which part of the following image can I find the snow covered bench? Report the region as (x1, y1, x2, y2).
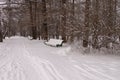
(44, 39, 63, 47)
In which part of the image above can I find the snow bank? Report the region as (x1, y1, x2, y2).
(69, 40, 120, 55)
(56, 47, 71, 56)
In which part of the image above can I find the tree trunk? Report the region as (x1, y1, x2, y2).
(70, 0, 75, 42)
(92, 0, 99, 49)
(41, 0, 48, 40)
(29, 1, 37, 39)
(0, 27, 3, 42)
(7, 0, 11, 37)
(61, 0, 67, 42)
(83, 0, 90, 47)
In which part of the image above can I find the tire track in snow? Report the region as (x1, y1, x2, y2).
(23, 42, 66, 80)
(0, 38, 66, 80)
(42, 63, 63, 80)
(74, 65, 103, 80)
(74, 63, 115, 80)
(81, 64, 116, 80)
(0, 39, 27, 80)
(0, 61, 26, 80)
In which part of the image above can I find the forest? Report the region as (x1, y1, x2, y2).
(0, 0, 120, 50)
(0, 0, 120, 80)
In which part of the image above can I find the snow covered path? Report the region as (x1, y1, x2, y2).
(0, 37, 120, 80)
(0, 37, 65, 80)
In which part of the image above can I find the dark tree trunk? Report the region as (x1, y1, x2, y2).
(0, 11, 3, 42)
(70, 0, 75, 42)
(41, 0, 48, 40)
(61, 0, 67, 42)
(0, 30, 3, 42)
(29, 1, 37, 39)
(83, 0, 90, 47)
(33, 0, 37, 39)
(7, 0, 12, 37)
(92, 0, 99, 49)
(56, 25, 59, 39)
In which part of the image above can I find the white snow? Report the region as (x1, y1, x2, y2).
(0, 36, 120, 80)
(45, 39, 63, 46)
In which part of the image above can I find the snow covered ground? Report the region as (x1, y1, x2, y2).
(0, 36, 120, 80)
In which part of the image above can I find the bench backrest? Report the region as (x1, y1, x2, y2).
(48, 39, 63, 45)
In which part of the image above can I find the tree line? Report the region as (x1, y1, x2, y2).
(0, 0, 120, 50)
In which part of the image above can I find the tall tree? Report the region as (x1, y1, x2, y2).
(70, 0, 75, 42)
(7, 0, 12, 37)
(29, 0, 37, 39)
(83, 0, 91, 47)
(61, 0, 67, 42)
(92, 0, 99, 49)
(41, 0, 48, 40)
(0, 12, 3, 42)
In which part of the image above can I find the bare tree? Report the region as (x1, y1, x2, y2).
(41, 0, 48, 40)
(29, 0, 37, 39)
(0, 15, 3, 42)
(83, 0, 91, 47)
(61, 0, 67, 42)
(92, 0, 99, 49)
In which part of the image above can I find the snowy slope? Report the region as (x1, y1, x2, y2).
(0, 36, 120, 80)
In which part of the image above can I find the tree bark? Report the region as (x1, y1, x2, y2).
(61, 0, 67, 42)
(0, 16, 3, 42)
(0, 27, 3, 42)
(41, 0, 48, 40)
(70, 0, 75, 42)
(92, 0, 99, 49)
(83, 0, 90, 47)
(29, 1, 37, 39)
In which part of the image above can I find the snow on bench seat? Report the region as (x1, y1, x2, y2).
(45, 39, 63, 47)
